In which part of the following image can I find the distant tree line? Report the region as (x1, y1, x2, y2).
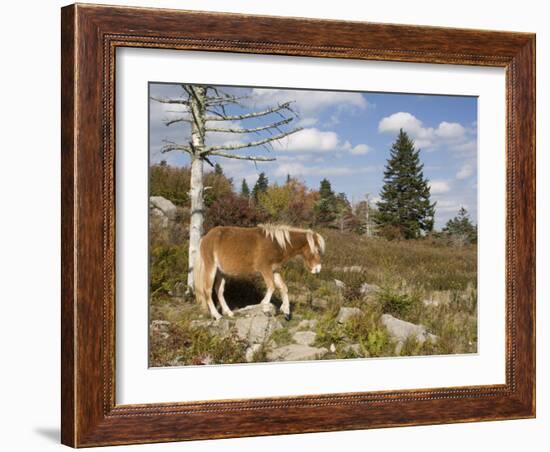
(151, 129, 476, 244)
(150, 163, 373, 234)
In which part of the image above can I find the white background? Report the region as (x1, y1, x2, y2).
(117, 49, 506, 404)
(0, 0, 546, 451)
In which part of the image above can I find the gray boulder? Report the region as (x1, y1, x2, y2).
(293, 331, 317, 346)
(297, 319, 318, 330)
(190, 318, 233, 338)
(360, 283, 380, 295)
(267, 344, 328, 362)
(333, 279, 346, 289)
(343, 343, 364, 356)
(381, 314, 438, 344)
(334, 266, 364, 273)
(336, 307, 362, 323)
(150, 320, 171, 339)
(234, 305, 282, 344)
(245, 344, 263, 363)
(150, 196, 177, 227)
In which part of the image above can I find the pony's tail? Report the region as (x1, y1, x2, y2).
(193, 240, 207, 311)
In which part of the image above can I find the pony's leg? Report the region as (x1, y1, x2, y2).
(274, 273, 291, 321)
(259, 270, 276, 314)
(214, 275, 234, 317)
(204, 267, 222, 321)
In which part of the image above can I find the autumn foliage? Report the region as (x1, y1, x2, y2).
(150, 163, 370, 233)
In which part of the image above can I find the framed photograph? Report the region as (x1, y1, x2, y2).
(61, 4, 535, 447)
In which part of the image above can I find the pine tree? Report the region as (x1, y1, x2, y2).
(314, 178, 337, 225)
(252, 172, 269, 201)
(443, 207, 477, 245)
(375, 129, 435, 239)
(241, 178, 250, 198)
(214, 163, 223, 176)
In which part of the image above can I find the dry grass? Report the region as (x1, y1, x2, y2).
(149, 227, 477, 365)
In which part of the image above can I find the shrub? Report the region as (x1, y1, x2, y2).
(377, 287, 421, 319)
(149, 244, 188, 296)
(205, 193, 269, 230)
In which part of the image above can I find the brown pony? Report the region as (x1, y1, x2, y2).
(194, 224, 325, 321)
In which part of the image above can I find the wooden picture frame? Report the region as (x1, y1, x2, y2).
(61, 3, 535, 447)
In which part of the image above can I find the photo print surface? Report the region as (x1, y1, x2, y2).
(148, 83, 478, 367)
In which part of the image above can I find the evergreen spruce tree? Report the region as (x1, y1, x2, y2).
(241, 178, 250, 198)
(443, 206, 477, 245)
(375, 129, 435, 239)
(314, 178, 338, 225)
(252, 172, 269, 201)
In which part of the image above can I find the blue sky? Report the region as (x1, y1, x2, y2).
(149, 83, 477, 229)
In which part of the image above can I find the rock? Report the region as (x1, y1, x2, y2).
(360, 283, 380, 295)
(297, 319, 318, 330)
(235, 303, 276, 316)
(151, 320, 170, 330)
(190, 319, 212, 329)
(311, 298, 328, 309)
(334, 266, 364, 273)
(422, 298, 440, 307)
(343, 343, 364, 356)
(333, 279, 346, 289)
(190, 318, 233, 338)
(267, 344, 328, 362)
(336, 307, 362, 323)
(150, 320, 171, 339)
(245, 344, 263, 362)
(381, 314, 438, 344)
(150, 196, 177, 220)
(293, 331, 317, 346)
(235, 306, 282, 344)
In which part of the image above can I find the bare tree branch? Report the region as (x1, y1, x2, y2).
(205, 117, 293, 134)
(160, 140, 192, 154)
(206, 96, 249, 106)
(204, 102, 295, 122)
(204, 127, 302, 153)
(150, 96, 190, 105)
(207, 151, 276, 162)
(164, 117, 193, 126)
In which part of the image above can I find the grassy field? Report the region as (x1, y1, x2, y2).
(149, 227, 477, 366)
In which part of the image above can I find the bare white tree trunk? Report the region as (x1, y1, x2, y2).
(186, 86, 206, 293)
(187, 156, 204, 291)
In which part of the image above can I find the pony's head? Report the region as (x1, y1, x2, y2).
(302, 231, 326, 274)
(258, 224, 326, 274)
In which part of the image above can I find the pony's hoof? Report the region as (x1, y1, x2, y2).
(284, 313, 292, 321)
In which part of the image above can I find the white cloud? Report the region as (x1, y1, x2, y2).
(274, 128, 348, 153)
(429, 180, 451, 194)
(435, 121, 466, 139)
(274, 162, 373, 177)
(379, 112, 424, 135)
(451, 140, 477, 154)
(378, 112, 471, 151)
(249, 89, 367, 117)
(456, 163, 474, 180)
(350, 144, 371, 155)
(297, 117, 319, 127)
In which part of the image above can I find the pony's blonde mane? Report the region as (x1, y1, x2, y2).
(258, 224, 325, 254)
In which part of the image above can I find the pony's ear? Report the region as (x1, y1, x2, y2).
(316, 233, 326, 254)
